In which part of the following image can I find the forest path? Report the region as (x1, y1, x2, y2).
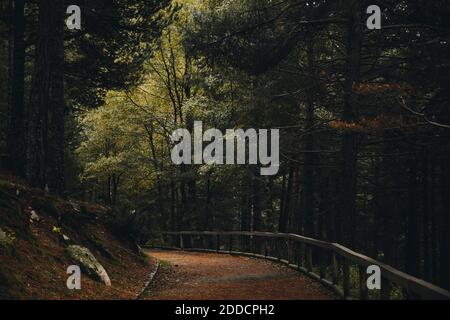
(141, 250, 337, 300)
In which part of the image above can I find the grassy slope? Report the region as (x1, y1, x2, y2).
(0, 175, 155, 300)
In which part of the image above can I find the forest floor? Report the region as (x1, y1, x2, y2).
(0, 174, 156, 300)
(141, 250, 337, 300)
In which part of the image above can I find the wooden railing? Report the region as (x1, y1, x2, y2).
(143, 231, 450, 300)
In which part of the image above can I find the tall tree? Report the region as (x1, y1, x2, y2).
(336, 0, 362, 246)
(27, 0, 65, 194)
(6, 0, 26, 177)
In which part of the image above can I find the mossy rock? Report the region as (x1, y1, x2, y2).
(66, 245, 111, 286)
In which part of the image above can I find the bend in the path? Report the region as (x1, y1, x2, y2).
(142, 250, 337, 300)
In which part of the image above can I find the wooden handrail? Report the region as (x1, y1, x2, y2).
(144, 231, 450, 300)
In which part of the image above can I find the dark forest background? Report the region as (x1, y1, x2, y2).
(0, 0, 449, 290)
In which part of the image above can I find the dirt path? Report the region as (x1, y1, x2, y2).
(141, 250, 337, 300)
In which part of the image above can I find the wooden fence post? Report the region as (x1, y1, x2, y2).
(319, 249, 326, 279)
(332, 252, 339, 285)
(298, 243, 305, 269)
(359, 265, 368, 300)
(306, 245, 312, 272)
(343, 259, 350, 299)
(287, 239, 292, 264)
(381, 277, 391, 300)
(277, 239, 282, 261)
(264, 239, 268, 257)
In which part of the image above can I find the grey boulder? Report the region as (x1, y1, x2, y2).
(66, 245, 111, 286)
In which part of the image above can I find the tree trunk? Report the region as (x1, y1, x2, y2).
(204, 174, 211, 230)
(7, 0, 26, 177)
(252, 168, 262, 231)
(179, 181, 187, 229)
(380, 136, 396, 266)
(46, 0, 65, 195)
(422, 152, 431, 281)
(147, 126, 166, 220)
(240, 180, 251, 231)
(170, 180, 177, 231)
(106, 176, 112, 205)
(291, 168, 301, 233)
(337, 0, 362, 246)
(111, 174, 120, 205)
(27, 0, 51, 188)
(430, 159, 438, 283)
(406, 150, 420, 277)
(303, 32, 316, 238)
(27, 0, 65, 194)
(279, 172, 286, 231)
(440, 158, 450, 289)
(279, 167, 293, 233)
